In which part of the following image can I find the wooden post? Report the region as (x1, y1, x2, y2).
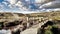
(26, 17, 29, 28)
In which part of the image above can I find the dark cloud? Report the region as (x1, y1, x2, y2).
(40, 0, 60, 10)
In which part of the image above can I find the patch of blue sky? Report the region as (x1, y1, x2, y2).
(29, 4, 38, 10)
(0, 0, 4, 3)
(30, 0, 35, 3)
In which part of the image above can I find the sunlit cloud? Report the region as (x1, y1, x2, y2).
(4, 0, 18, 4)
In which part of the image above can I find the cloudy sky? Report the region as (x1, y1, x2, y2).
(0, 0, 60, 13)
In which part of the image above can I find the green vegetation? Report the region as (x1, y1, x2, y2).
(45, 25, 58, 34)
(37, 24, 59, 34)
(45, 30, 53, 34)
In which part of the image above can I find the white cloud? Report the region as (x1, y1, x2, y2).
(4, 0, 27, 10)
(8, 5, 16, 9)
(35, 0, 41, 3)
(0, 0, 60, 13)
(15, 1, 22, 6)
(12, 10, 39, 14)
(35, 0, 55, 4)
(35, 0, 46, 3)
(38, 0, 60, 12)
(40, 0, 60, 9)
(15, 1, 28, 10)
(6, 0, 18, 4)
(2, 2, 8, 5)
(25, 0, 29, 2)
(40, 2, 52, 8)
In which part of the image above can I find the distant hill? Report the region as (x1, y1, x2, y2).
(0, 11, 60, 22)
(27, 11, 60, 20)
(26, 11, 60, 16)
